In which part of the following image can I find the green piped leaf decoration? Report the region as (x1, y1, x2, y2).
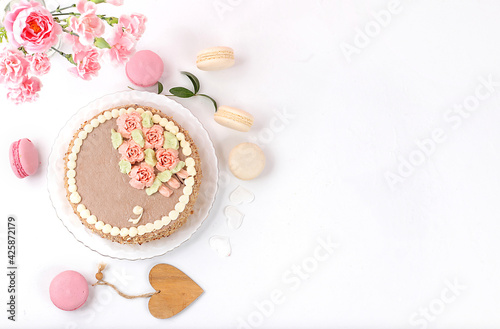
(146, 178, 162, 196)
(111, 129, 123, 149)
(131, 129, 145, 147)
(144, 149, 157, 166)
(163, 131, 179, 150)
(141, 112, 153, 128)
(157, 170, 172, 182)
(171, 161, 185, 174)
(119, 159, 131, 174)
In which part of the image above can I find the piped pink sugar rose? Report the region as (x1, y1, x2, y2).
(27, 53, 50, 76)
(3, 0, 62, 53)
(118, 139, 144, 164)
(116, 112, 142, 138)
(143, 124, 164, 149)
(0, 48, 29, 86)
(155, 148, 179, 172)
(129, 163, 155, 189)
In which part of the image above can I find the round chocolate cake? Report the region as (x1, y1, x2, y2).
(63, 104, 202, 244)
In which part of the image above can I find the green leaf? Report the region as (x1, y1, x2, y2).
(181, 71, 200, 94)
(110, 129, 123, 149)
(103, 16, 119, 26)
(94, 37, 111, 49)
(169, 87, 195, 98)
(131, 129, 145, 148)
(157, 170, 172, 182)
(141, 112, 154, 128)
(18, 47, 27, 55)
(157, 81, 164, 94)
(146, 177, 162, 195)
(163, 131, 179, 150)
(198, 94, 218, 112)
(144, 149, 157, 166)
(0, 27, 7, 43)
(171, 161, 185, 174)
(119, 159, 131, 174)
(65, 53, 76, 65)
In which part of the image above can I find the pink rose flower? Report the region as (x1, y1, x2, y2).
(76, 0, 97, 14)
(3, 0, 62, 53)
(65, 33, 87, 54)
(118, 139, 144, 164)
(27, 53, 50, 76)
(103, 24, 136, 65)
(129, 163, 155, 189)
(70, 0, 105, 46)
(119, 14, 147, 40)
(106, 0, 123, 5)
(143, 124, 164, 149)
(68, 47, 101, 80)
(116, 111, 142, 138)
(0, 48, 29, 86)
(6, 76, 42, 104)
(156, 148, 179, 172)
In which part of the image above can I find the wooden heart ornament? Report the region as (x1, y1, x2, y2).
(148, 264, 204, 319)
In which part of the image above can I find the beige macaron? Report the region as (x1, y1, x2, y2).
(196, 46, 235, 71)
(214, 106, 253, 132)
(228, 143, 266, 180)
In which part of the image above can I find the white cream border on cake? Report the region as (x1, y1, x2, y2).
(66, 107, 197, 239)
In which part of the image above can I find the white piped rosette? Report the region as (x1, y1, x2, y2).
(47, 91, 218, 260)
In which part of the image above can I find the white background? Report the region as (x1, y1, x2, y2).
(1, 0, 500, 328)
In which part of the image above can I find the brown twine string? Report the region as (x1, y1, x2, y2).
(92, 263, 159, 299)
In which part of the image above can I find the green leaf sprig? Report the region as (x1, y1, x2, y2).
(159, 71, 218, 111)
(0, 27, 7, 43)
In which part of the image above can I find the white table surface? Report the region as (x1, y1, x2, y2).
(2, 0, 500, 328)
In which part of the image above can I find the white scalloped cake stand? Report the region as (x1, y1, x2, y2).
(47, 90, 218, 260)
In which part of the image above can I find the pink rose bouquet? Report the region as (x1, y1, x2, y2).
(0, 0, 147, 104)
(110, 111, 188, 196)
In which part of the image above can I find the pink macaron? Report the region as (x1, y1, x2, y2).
(9, 138, 39, 179)
(126, 50, 164, 87)
(49, 270, 89, 311)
